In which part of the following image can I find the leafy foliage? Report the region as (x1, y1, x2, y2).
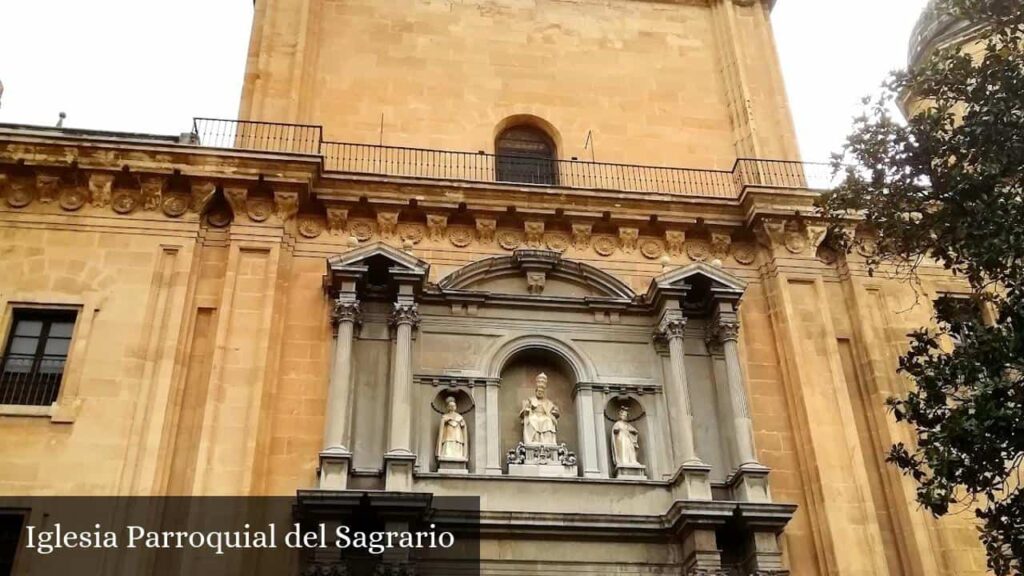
(818, 0, 1024, 572)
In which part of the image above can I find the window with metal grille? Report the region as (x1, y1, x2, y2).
(495, 126, 558, 186)
(0, 309, 77, 406)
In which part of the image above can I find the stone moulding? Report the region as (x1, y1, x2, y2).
(0, 131, 850, 273)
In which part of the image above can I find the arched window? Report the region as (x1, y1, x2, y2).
(495, 126, 557, 185)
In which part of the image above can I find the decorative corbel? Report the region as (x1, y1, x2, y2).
(88, 173, 114, 208)
(223, 186, 248, 218)
(710, 232, 732, 261)
(326, 207, 349, 236)
(754, 217, 789, 251)
(524, 220, 545, 249)
(476, 217, 496, 245)
(619, 227, 639, 254)
(377, 210, 399, 240)
(190, 180, 217, 214)
(665, 230, 685, 257)
(35, 173, 61, 204)
(273, 190, 299, 222)
(571, 223, 592, 251)
(426, 214, 448, 242)
(140, 176, 165, 211)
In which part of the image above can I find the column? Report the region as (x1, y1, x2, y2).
(656, 311, 700, 465)
(656, 307, 711, 500)
(385, 301, 419, 490)
(711, 302, 770, 503)
(319, 295, 360, 490)
(713, 318, 757, 467)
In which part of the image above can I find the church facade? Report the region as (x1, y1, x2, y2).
(0, 0, 990, 575)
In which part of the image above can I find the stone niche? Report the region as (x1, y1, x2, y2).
(604, 396, 649, 480)
(499, 349, 580, 476)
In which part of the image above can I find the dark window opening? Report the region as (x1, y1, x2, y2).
(934, 294, 984, 348)
(495, 126, 557, 185)
(0, 513, 25, 576)
(1, 309, 77, 406)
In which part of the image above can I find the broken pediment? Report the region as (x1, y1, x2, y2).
(436, 249, 635, 301)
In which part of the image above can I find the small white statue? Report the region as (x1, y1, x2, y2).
(436, 396, 468, 460)
(519, 373, 560, 445)
(611, 406, 641, 467)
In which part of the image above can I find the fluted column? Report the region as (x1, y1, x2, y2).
(656, 313, 700, 465)
(319, 295, 360, 490)
(387, 302, 420, 455)
(710, 316, 757, 467)
(323, 297, 360, 452)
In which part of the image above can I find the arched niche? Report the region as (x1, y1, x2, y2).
(604, 395, 652, 474)
(430, 388, 475, 472)
(498, 348, 579, 474)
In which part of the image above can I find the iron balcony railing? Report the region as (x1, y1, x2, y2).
(192, 118, 838, 197)
(0, 355, 65, 406)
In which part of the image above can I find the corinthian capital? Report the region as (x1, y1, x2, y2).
(389, 303, 421, 328)
(655, 316, 687, 342)
(708, 319, 741, 344)
(331, 299, 362, 326)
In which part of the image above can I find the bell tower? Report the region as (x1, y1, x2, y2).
(239, 0, 800, 169)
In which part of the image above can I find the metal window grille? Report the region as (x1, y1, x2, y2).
(0, 310, 77, 406)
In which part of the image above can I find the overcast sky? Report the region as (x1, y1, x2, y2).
(0, 0, 928, 163)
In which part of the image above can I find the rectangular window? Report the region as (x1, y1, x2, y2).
(1, 309, 77, 406)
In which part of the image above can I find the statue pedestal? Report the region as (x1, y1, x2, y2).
(506, 442, 578, 478)
(437, 456, 469, 475)
(614, 463, 647, 479)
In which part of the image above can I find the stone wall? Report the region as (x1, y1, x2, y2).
(0, 128, 990, 575)
(239, 0, 800, 168)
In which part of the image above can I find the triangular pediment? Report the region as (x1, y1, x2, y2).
(646, 262, 746, 303)
(327, 241, 430, 276)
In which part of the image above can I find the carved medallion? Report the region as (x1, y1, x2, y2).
(592, 235, 618, 257)
(247, 198, 273, 222)
(298, 217, 324, 238)
(162, 193, 190, 218)
(448, 226, 473, 248)
(546, 232, 570, 253)
(640, 239, 665, 260)
(111, 191, 137, 214)
(350, 220, 375, 241)
(58, 188, 87, 212)
(732, 242, 757, 265)
(6, 181, 32, 208)
(206, 209, 232, 228)
(686, 239, 711, 261)
(784, 232, 808, 254)
(497, 229, 522, 250)
(398, 223, 425, 244)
